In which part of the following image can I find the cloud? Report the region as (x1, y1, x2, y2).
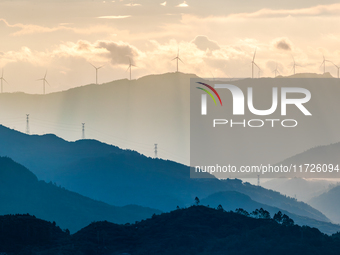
(125, 3, 141, 6)
(0, 18, 70, 36)
(96, 41, 139, 65)
(160, 1, 166, 6)
(97, 15, 131, 19)
(192, 36, 220, 51)
(176, 1, 188, 7)
(0, 18, 118, 36)
(229, 3, 340, 19)
(273, 38, 292, 51)
(47, 40, 140, 67)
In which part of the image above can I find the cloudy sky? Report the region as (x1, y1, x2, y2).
(1, 0, 340, 93)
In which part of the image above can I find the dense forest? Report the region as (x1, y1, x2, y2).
(1, 205, 340, 255)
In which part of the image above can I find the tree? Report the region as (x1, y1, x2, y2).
(282, 214, 294, 226)
(194, 197, 200, 206)
(217, 204, 223, 211)
(251, 209, 260, 218)
(273, 211, 283, 223)
(235, 208, 249, 216)
(259, 208, 270, 219)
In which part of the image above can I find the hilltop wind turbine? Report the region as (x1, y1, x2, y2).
(90, 63, 103, 85)
(172, 48, 183, 72)
(320, 55, 331, 74)
(329, 61, 340, 78)
(291, 55, 299, 75)
(127, 58, 136, 80)
(272, 63, 280, 78)
(37, 70, 50, 94)
(251, 48, 260, 78)
(0, 68, 8, 93)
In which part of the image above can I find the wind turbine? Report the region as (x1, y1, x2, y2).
(329, 61, 340, 78)
(172, 48, 183, 72)
(272, 63, 280, 78)
(90, 63, 103, 85)
(127, 58, 136, 80)
(251, 48, 260, 78)
(0, 68, 8, 93)
(291, 55, 299, 75)
(37, 70, 50, 94)
(320, 55, 327, 74)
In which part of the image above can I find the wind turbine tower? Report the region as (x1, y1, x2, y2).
(82, 123, 85, 139)
(127, 58, 136, 80)
(172, 48, 183, 72)
(291, 56, 298, 75)
(154, 143, 158, 158)
(26, 114, 30, 135)
(272, 63, 280, 78)
(320, 55, 327, 74)
(251, 48, 260, 78)
(90, 64, 103, 85)
(0, 69, 8, 93)
(330, 61, 340, 78)
(37, 70, 50, 94)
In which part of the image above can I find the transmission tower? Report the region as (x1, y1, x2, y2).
(25, 114, 30, 135)
(154, 144, 158, 158)
(82, 123, 85, 139)
(257, 175, 260, 186)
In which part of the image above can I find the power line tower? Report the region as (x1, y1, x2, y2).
(257, 175, 260, 186)
(154, 144, 158, 158)
(82, 123, 85, 139)
(25, 114, 30, 135)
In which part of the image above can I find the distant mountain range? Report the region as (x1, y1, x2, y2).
(0, 125, 334, 232)
(1, 72, 340, 168)
(309, 185, 340, 224)
(201, 191, 340, 235)
(2, 206, 340, 255)
(275, 141, 340, 178)
(262, 178, 337, 202)
(0, 156, 160, 233)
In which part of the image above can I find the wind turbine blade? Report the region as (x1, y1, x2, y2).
(253, 62, 259, 69)
(3, 78, 8, 84)
(172, 57, 177, 61)
(45, 79, 50, 86)
(44, 70, 47, 79)
(1, 68, 3, 77)
(252, 48, 257, 61)
(98, 65, 104, 69)
(178, 58, 184, 64)
(320, 61, 325, 67)
(90, 63, 96, 69)
(126, 65, 131, 72)
(36, 78, 44, 81)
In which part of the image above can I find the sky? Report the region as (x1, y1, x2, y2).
(1, 0, 340, 93)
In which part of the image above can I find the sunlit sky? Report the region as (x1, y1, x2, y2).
(1, 0, 340, 93)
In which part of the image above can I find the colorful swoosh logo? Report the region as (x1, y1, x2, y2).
(196, 82, 223, 106)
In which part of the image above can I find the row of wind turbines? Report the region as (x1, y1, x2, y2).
(251, 48, 340, 79)
(0, 48, 339, 94)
